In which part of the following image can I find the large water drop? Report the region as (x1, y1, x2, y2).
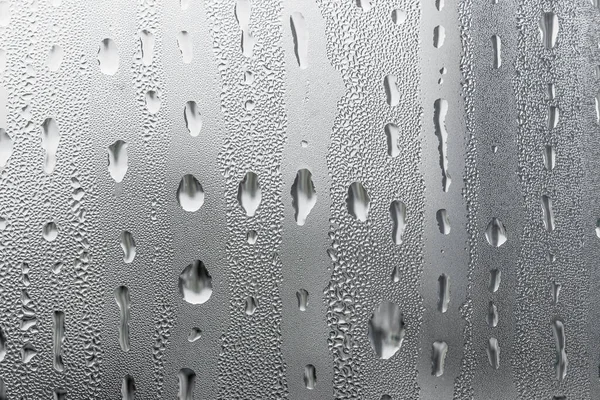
(176, 174, 205, 212)
(347, 182, 370, 222)
(184, 101, 202, 137)
(485, 217, 507, 247)
(290, 12, 308, 69)
(291, 169, 316, 226)
(107, 140, 128, 183)
(238, 172, 261, 217)
(119, 231, 136, 264)
(367, 301, 405, 359)
(98, 38, 119, 75)
(179, 260, 213, 305)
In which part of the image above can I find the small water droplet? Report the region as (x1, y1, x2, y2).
(41, 118, 60, 174)
(0, 128, 13, 168)
(433, 25, 446, 48)
(543, 145, 556, 170)
(391, 9, 406, 25)
(547, 106, 559, 129)
(139, 30, 155, 66)
(383, 75, 400, 106)
(245, 296, 257, 315)
(145, 90, 161, 114)
(436, 209, 451, 234)
(179, 260, 213, 305)
(487, 337, 500, 369)
(385, 123, 400, 157)
(552, 282, 561, 305)
(43, 221, 58, 242)
(180, 0, 190, 10)
(176, 174, 205, 212)
(238, 172, 261, 217)
(291, 169, 317, 226)
(21, 343, 37, 363)
(487, 301, 498, 327)
(54, 388, 67, 400)
(485, 218, 507, 247)
(437, 274, 450, 313)
(187, 327, 202, 342)
(489, 268, 501, 292)
(491, 35, 502, 68)
(107, 140, 128, 183)
(246, 230, 258, 244)
(98, 38, 119, 75)
(541, 195, 555, 232)
(390, 200, 407, 245)
(296, 289, 309, 311)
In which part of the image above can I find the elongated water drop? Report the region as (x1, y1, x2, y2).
(107, 140, 128, 183)
(43, 221, 58, 242)
(431, 341, 448, 376)
(347, 182, 370, 222)
(539, 12, 559, 49)
(145, 90, 161, 114)
(296, 289, 309, 311)
(489, 268, 501, 292)
(436, 209, 450, 234)
(304, 364, 317, 389)
(368, 301, 405, 359)
(244, 296, 257, 315)
(487, 301, 498, 327)
(434, 99, 451, 191)
(547, 106, 559, 129)
(41, 118, 60, 174)
(541, 195, 555, 232)
(179, 260, 212, 305)
(235, 0, 251, 30)
(0, 326, 6, 362)
(543, 145, 555, 170)
(178, 368, 196, 400)
(0, 128, 12, 168)
(120, 231, 136, 264)
(98, 38, 119, 75)
(177, 31, 193, 64)
(291, 169, 316, 226)
(552, 319, 568, 380)
(391, 9, 406, 25)
(290, 12, 308, 69)
(52, 311, 65, 372)
(552, 282, 561, 305)
(390, 200, 407, 245)
(385, 123, 400, 157)
(122, 375, 135, 400)
(115, 286, 131, 352)
(384, 75, 400, 106)
(491, 35, 501, 68)
(437, 274, 449, 313)
(176, 174, 205, 212)
(139, 30, 154, 66)
(487, 337, 500, 369)
(184, 101, 202, 137)
(485, 217, 507, 247)
(433, 25, 445, 48)
(238, 172, 261, 217)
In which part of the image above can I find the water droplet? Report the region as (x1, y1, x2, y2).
(235, 0, 251, 30)
(178, 368, 196, 400)
(183, 101, 203, 137)
(383, 75, 400, 107)
(54, 388, 67, 400)
(187, 328, 202, 342)
(179, 260, 213, 305)
(552, 319, 568, 380)
(437, 274, 450, 313)
(539, 12, 559, 49)
(0, 327, 6, 362)
(41, 117, 60, 174)
(491, 35, 502, 68)
(291, 169, 317, 226)
(543, 145, 556, 170)
(0, 49, 6, 73)
(241, 30, 255, 58)
(180, 0, 190, 10)
(552, 282, 561, 305)
(121, 375, 136, 400)
(367, 301, 405, 359)
(139, 30, 154, 66)
(0, 128, 13, 168)
(541, 195, 555, 232)
(107, 140, 128, 183)
(177, 31, 193, 64)
(547, 106, 559, 129)
(98, 38, 119, 75)
(434, 99, 451, 192)
(489, 269, 501, 292)
(290, 12, 308, 69)
(436, 0, 445, 11)
(347, 182, 370, 222)
(356, 0, 371, 12)
(245, 296, 257, 315)
(391, 9, 406, 25)
(238, 172, 261, 217)
(303, 364, 317, 389)
(115, 286, 131, 352)
(47, 45, 63, 72)
(485, 217, 507, 247)
(487, 301, 498, 327)
(21, 343, 37, 363)
(431, 341, 448, 376)
(119, 231, 136, 264)
(433, 25, 446, 48)
(385, 123, 400, 157)
(487, 337, 500, 369)
(246, 230, 258, 244)
(547, 83, 556, 100)
(436, 209, 451, 234)
(176, 174, 205, 212)
(243, 70, 254, 85)
(43, 221, 58, 242)
(296, 289, 309, 311)
(52, 311, 65, 372)
(390, 200, 407, 245)
(145, 90, 161, 114)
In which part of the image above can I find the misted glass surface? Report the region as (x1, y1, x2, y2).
(0, 0, 598, 399)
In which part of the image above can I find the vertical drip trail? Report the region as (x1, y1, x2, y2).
(513, 0, 591, 398)
(205, 0, 290, 398)
(316, 1, 424, 399)
(453, 0, 478, 397)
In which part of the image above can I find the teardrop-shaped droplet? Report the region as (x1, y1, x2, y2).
(176, 174, 205, 212)
(184, 101, 202, 137)
(179, 260, 213, 305)
(119, 231, 136, 264)
(291, 169, 316, 226)
(98, 38, 119, 75)
(107, 140, 128, 183)
(237, 172, 261, 217)
(347, 182, 370, 222)
(485, 217, 507, 247)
